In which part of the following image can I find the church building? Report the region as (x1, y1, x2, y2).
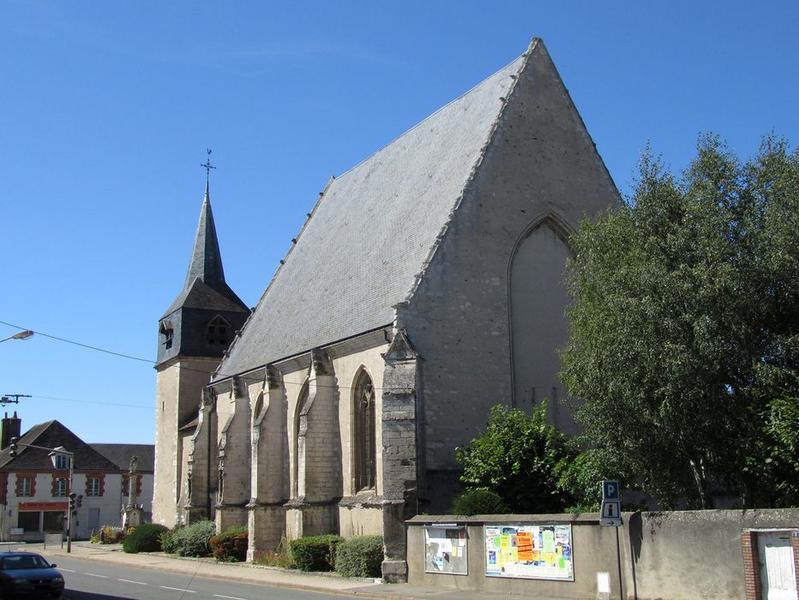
(152, 38, 619, 581)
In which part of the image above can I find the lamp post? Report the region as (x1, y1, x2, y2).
(9, 437, 74, 552)
(0, 330, 34, 343)
(49, 447, 74, 553)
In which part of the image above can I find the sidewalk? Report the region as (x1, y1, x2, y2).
(15, 541, 525, 600)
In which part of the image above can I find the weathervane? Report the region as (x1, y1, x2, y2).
(201, 148, 216, 186)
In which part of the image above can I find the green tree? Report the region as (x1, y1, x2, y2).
(561, 135, 799, 509)
(455, 404, 576, 513)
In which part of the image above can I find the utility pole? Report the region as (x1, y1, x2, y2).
(1, 394, 31, 405)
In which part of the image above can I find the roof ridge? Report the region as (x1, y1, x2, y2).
(401, 40, 537, 304)
(213, 40, 540, 379)
(333, 50, 532, 182)
(211, 175, 337, 380)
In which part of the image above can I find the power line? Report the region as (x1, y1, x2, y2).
(0, 320, 154, 364)
(1, 320, 534, 395)
(1, 319, 411, 392)
(31, 394, 154, 410)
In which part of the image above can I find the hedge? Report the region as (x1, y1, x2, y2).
(160, 520, 216, 557)
(122, 523, 168, 554)
(289, 534, 343, 572)
(209, 527, 248, 562)
(334, 536, 384, 578)
(451, 488, 509, 516)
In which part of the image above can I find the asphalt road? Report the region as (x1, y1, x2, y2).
(51, 555, 351, 600)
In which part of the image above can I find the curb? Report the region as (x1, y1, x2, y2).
(42, 547, 404, 600)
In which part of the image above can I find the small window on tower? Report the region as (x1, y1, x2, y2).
(207, 315, 230, 346)
(159, 321, 174, 350)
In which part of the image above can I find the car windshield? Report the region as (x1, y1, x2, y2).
(0, 555, 51, 569)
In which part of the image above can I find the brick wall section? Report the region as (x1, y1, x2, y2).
(122, 474, 143, 497)
(85, 473, 106, 497)
(741, 531, 761, 600)
(793, 532, 799, 595)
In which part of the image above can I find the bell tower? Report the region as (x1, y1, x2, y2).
(152, 172, 250, 527)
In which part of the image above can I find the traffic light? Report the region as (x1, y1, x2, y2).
(69, 493, 77, 514)
(9, 437, 18, 457)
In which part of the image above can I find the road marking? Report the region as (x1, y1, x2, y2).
(59, 568, 76, 572)
(84, 572, 108, 578)
(161, 586, 196, 593)
(118, 578, 148, 585)
(214, 595, 248, 600)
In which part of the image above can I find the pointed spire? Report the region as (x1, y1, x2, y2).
(184, 182, 226, 289)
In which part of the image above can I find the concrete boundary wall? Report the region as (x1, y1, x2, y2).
(407, 509, 799, 600)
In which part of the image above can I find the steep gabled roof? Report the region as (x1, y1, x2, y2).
(163, 184, 249, 318)
(214, 42, 536, 380)
(90, 444, 154, 472)
(0, 420, 119, 472)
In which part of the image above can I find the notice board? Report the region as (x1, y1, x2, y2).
(484, 524, 573, 580)
(424, 525, 468, 575)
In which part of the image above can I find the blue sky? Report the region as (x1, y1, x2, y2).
(1, 1, 797, 444)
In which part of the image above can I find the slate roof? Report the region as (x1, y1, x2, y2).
(214, 46, 531, 380)
(163, 185, 249, 318)
(90, 444, 155, 473)
(0, 421, 120, 472)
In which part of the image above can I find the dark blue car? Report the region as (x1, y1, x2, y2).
(0, 552, 64, 599)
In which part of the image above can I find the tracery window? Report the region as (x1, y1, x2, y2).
(353, 369, 376, 492)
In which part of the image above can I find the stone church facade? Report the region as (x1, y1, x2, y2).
(153, 38, 619, 580)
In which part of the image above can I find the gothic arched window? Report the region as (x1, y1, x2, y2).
(291, 382, 309, 498)
(207, 315, 230, 346)
(253, 392, 265, 423)
(353, 369, 376, 492)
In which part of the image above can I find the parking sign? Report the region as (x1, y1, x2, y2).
(601, 480, 620, 501)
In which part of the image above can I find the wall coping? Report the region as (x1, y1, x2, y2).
(407, 513, 600, 525)
(408, 507, 799, 526)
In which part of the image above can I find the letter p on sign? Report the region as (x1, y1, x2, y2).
(602, 480, 620, 501)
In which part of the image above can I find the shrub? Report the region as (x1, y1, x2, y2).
(123, 523, 168, 554)
(209, 526, 248, 562)
(253, 537, 294, 569)
(99, 525, 126, 544)
(161, 520, 216, 557)
(456, 404, 577, 513)
(160, 527, 180, 554)
(334, 536, 384, 578)
(289, 534, 343, 572)
(451, 488, 509, 515)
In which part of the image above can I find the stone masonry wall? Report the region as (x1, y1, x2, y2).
(153, 356, 220, 527)
(402, 41, 619, 512)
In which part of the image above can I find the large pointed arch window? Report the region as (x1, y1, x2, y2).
(291, 382, 309, 498)
(353, 369, 376, 492)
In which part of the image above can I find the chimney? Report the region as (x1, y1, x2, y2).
(1, 412, 21, 450)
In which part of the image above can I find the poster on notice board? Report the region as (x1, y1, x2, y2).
(424, 525, 468, 575)
(484, 524, 573, 580)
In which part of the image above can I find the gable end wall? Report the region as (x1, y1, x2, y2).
(403, 42, 620, 512)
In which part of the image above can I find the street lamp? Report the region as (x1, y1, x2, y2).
(0, 330, 34, 343)
(48, 447, 74, 553)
